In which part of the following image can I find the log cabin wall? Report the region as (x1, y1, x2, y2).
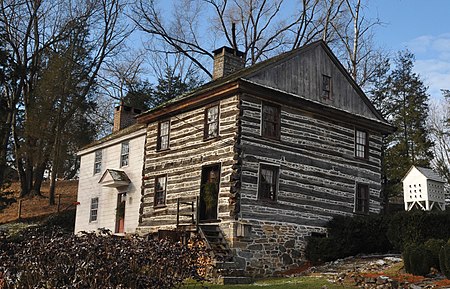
(231, 93, 384, 276)
(137, 95, 240, 233)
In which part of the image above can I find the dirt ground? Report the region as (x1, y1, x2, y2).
(0, 180, 78, 224)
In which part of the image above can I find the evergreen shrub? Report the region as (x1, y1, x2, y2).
(403, 241, 444, 276)
(387, 210, 450, 251)
(305, 214, 392, 263)
(439, 239, 450, 279)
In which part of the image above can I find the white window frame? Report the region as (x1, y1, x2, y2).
(120, 141, 129, 167)
(89, 197, 99, 222)
(93, 150, 102, 174)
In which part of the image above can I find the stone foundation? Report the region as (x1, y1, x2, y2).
(223, 220, 327, 277)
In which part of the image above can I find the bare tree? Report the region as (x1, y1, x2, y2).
(0, 0, 131, 200)
(429, 90, 450, 183)
(330, 0, 385, 87)
(132, 0, 351, 78)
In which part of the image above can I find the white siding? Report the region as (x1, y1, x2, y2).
(74, 129, 146, 234)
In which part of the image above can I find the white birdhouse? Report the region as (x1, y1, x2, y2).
(402, 166, 446, 211)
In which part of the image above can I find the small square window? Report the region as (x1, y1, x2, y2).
(120, 142, 129, 167)
(355, 184, 369, 214)
(157, 121, 170, 151)
(261, 104, 281, 140)
(322, 75, 332, 99)
(89, 197, 99, 222)
(204, 105, 219, 139)
(258, 164, 279, 201)
(154, 175, 167, 207)
(355, 129, 369, 159)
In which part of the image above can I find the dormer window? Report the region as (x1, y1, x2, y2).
(322, 74, 332, 99)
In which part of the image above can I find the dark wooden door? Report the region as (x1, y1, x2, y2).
(199, 164, 220, 222)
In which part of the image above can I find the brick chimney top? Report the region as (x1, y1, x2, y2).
(113, 101, 142, 133)
(212, 46, 245, 80)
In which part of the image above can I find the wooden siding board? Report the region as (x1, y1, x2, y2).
(239, 95, 383, 227)
(139, 96, 240, 229)
(244, 44, 382, 122)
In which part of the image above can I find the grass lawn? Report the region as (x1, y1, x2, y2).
(183, 276, 356, 289)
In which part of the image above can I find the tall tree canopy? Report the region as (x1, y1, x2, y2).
(369, 51, 434, 199)
(0, 0, 130, 201)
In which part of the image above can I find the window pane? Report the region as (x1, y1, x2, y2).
(355, 184, 369, 213)
(258, 165, 278, 201)
(90, 197, 99, 222)
(121, 142, 129, 167)
(355, 130, 368, 158)
(158, 121, 170, 150)
(262, 105, 280, 139)
(205, 106, 219, 139)
(155, 176, 167, 206)
(94, 151, 102, 174)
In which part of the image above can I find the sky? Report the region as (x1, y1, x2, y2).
(369, 0, 450, 99)
(147, 0, 450, 100)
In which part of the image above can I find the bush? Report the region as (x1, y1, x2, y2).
(387, 210, 450, 251)
(439, 239, 450, 279)
(403, 243, 435, 276)
(43, 209, 76, 231)
(305, 236, 343, 263)
(0, 226, 208, 288)
(424, 239, 445, 271)
(305, 215, 393, 263)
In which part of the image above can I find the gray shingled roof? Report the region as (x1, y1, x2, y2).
(106, 169, 131, 182)
(415, 166, 446, 183)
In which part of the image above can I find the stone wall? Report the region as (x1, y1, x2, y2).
(224, 220, 326, 277)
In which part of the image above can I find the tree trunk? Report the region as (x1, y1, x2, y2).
(0, 109, 13, 188)
(32, 162, 46, 196)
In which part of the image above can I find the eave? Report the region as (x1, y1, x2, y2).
(137, 81, 241, 124)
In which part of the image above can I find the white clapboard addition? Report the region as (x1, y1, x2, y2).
(402, 165, 446, 211)
(74, 103, 146, 234)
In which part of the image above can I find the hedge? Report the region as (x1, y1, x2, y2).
(305, 210, 450, 264)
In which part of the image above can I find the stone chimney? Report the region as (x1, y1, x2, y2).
(113, 101, 142, 133)
(212, 46, 245, 80)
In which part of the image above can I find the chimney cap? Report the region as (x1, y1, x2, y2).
(212, 46, 245, 57)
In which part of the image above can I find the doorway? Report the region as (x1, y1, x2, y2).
(199, 164, 221, 222)
(115, 193, 126, 233)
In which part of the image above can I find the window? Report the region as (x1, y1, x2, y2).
(89, 197, 99, 222)
(322, 74, 332, 99)
(355, 129, 369, 159)
(355, 184, 369, 214)
(120, 142, 129, 167)
(258, 164, 279, 201)
(93, 150, 102, 174)
(204, 105, 219, 139)
(154, 175, 167, 207)
(157, 121, 170, 151)
(261, 104, 280, 139)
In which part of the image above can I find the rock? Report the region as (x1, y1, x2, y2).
(384, 256, 402, 263)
